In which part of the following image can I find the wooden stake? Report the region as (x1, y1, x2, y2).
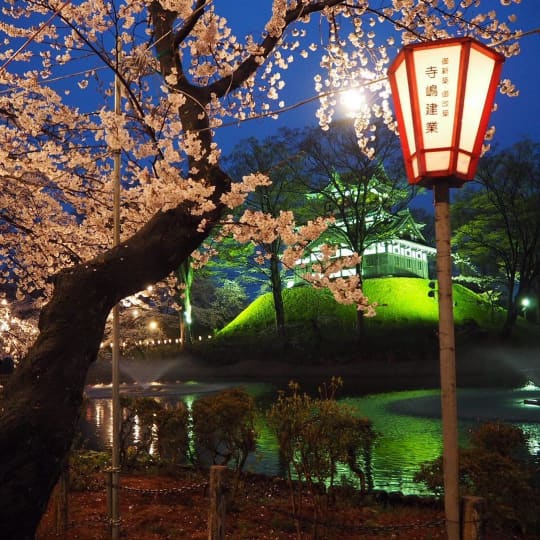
(208, 465, 227, 540)
(462, 496, 485, 540)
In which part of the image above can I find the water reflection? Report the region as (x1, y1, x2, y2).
(348, 390, 447, 493)
(80, 383, 540, 495)
(349, 385, 540, 493)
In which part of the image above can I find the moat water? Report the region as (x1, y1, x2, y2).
(80, 359, 540, 495)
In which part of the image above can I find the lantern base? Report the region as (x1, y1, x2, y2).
(415, 175, 466, 189)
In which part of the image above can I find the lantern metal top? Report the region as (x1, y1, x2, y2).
(388, 37, 505, 188)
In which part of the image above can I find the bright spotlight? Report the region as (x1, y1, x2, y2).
(340, 87, 365, 115)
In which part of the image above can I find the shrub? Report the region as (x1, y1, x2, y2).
(155, 403, 190, 466)
(469, 421, 529, 459)
(69, 450, 110, 491)
(192, 387, 257, 476)
(267, 378, 376, 536)
(119, 396, 162, 469)
(268, 378, 375, 491)
(414, 422, 539, 536)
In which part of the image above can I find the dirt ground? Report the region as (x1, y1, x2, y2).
(36, 471, 448, 539)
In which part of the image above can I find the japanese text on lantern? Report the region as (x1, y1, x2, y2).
(424, 56, 450, 135)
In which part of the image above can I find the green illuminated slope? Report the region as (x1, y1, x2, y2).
(218, 277, 503, 338)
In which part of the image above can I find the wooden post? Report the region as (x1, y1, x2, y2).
(462, 496, 485, 540)
(208, 465, 227, 540)
(434, 182, 460, 540)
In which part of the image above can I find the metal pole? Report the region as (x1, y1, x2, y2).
(434, 181, 460, 540)
(110, 43, 122, 540)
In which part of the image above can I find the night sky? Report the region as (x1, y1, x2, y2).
(215, 2, 540, 158)
(213, 1, 539, 212)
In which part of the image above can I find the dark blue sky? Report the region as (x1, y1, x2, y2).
(212, 1, 539, 212)
(215, 2, 540, 155)
(492, 2, 540, 149)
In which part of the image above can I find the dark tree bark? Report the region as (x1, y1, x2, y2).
(355, 262, 365, 342)
(0, 187, 227, 538)
(269, 251, 286, 338)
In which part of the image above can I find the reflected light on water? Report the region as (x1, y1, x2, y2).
(96, 399, 113, 448)
(517, 381, 540, 454)
(79, 384, 540, 496)
(133, 414, 141, 444)
(150, 423, 158, 456)
(525, 430, 540, 455)
(348, 390, 445, 494)
(522, 380, 540, 392)
(183, 394, 197, 458)
(94, 401, 104, 430)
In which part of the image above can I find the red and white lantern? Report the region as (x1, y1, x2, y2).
(388, 37, 505, 187)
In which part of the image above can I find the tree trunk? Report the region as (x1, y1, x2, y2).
(0, 196, 225, 538)
(501, 299, 519, 339)
(499, 273, 519, 339)
(355, 263, 365, 342)
(177, 259, 194, 347)
(501, 276, 529, 339)
(269, 253, 286, 339)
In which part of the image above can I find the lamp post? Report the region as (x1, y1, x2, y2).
(110, 44, 122, 540)
(388, 37, 504, 540)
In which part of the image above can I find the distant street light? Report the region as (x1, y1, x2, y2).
(521, 297, 531, 320)
(388, 37, 504, 540)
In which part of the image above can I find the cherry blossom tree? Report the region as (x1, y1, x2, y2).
(0, 297, 38, 361)
(0, 0, 522, 535)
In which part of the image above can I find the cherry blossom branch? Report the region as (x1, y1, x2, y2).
(172, 0, 209, 49)
(360, 6, 426, 41)
(197, 75, 389, 134)
(207, 0, 346, 99)
(0, 0, 72, 74)
(54, 10, 165, 161)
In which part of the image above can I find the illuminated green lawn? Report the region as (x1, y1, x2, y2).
(218, 277, 504, 338)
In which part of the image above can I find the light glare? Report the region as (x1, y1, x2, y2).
(340, 87, 365, 113)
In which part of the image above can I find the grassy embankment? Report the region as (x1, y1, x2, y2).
(200, 277, 538, 373)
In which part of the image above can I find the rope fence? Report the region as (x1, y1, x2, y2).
(43, 467, 484, 539)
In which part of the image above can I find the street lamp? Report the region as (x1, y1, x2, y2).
(388, 37, 504, 540)
(110, 40, 123, 540)
(521, 297, 531, 320)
